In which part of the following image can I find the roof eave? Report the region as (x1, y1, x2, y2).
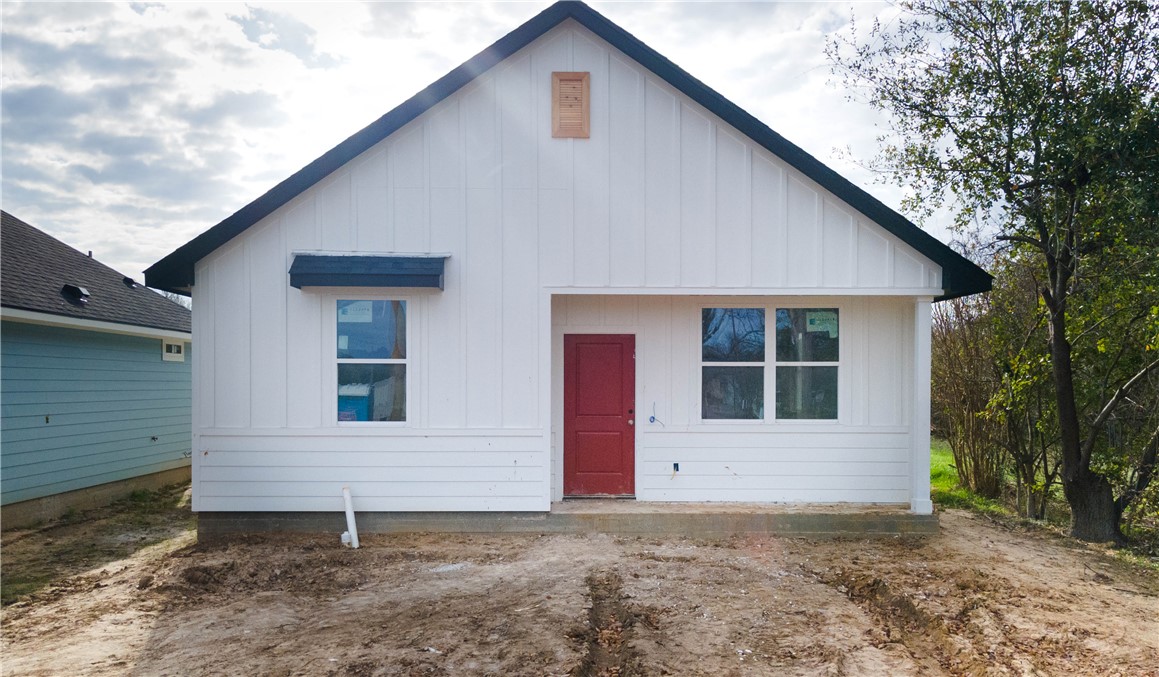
(1, 305, 193, 339)
(935, 265, 994, 302)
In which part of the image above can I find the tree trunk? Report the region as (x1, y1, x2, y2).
(1028, 491, 1041, 522)
(1044, 277, 1122, 542)
(1063, 471, 1122, 543)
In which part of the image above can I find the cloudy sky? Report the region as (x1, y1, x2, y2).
(2, 1, 936, 286)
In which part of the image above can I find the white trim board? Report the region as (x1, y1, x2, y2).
(1, 307, 192, 342)
(544, 287, 945, 297)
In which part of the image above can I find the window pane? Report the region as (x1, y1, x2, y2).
(776, 366, 837, 419)
(338, 364, 406, 422)
(702, 366, 764, 419)
(775, 308, 839, 362)
(337, 300, 406, 359)
(702, 308, 765, 362)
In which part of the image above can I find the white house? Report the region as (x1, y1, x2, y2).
(146, 1, 990, 522)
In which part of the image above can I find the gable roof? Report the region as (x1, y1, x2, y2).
(2, 211, 191, 334)
(145, 0, 990, 301)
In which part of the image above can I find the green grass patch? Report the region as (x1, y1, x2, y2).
(931, 442, 1159, 569)
(930, 439, 1009, 517)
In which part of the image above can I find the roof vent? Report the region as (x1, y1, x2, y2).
(123, 276, 138, 288)
(61, 284, 90, 306)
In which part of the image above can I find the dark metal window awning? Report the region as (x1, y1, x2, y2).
(289, 254, 448, 290)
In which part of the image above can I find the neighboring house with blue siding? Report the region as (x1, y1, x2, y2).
(1, 211, 193, 528)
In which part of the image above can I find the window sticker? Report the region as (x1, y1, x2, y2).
(338, 300, 374, 323)
(805, 310, 839, 338)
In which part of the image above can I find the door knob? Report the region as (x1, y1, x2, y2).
(628, 419, 634, 426)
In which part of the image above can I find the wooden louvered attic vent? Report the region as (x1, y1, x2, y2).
(552, 72, 590, 138)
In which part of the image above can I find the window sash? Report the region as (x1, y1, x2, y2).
(701, 307, 767, 421)
(702, 365, 765, 420)
(774, 365, 838, 420)
(772, 307, 838, 420)
(336, 299, 408, 424)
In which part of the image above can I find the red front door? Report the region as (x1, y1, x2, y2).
(564, 334, 635, 496)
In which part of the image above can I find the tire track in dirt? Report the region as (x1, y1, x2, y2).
(808, 565, 1050, 676)
(807, 566, 960, 675)
(571, 570, 644, 677)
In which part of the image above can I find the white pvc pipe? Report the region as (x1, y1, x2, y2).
(342, 486, 360, 549)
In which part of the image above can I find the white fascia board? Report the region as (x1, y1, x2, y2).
(0, 307, 192, 341)
(290, 250, 453, 258)
(544, 286, 946, 297)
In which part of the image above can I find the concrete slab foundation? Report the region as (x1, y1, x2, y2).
(198, 501, 938, 540)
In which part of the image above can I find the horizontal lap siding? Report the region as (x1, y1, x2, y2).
(633, 489, 909, 503)
(3, 423, 191, 459)
(1, 322, 191, 504)
(196, 433, 547, 511)
(639, 461, 908, 477)
(199, 496, 536, 512)
(638, 430, 909, 502)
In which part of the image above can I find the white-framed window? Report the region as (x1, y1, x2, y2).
(336, 299, 407, 422)
(701, 308, 765, 419)
(700, 305, 840, 421)
(773, 308, 839, 420)
(162, 340, 185, 362)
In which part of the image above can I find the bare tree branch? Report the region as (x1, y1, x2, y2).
(1081, 357, 1159, 466)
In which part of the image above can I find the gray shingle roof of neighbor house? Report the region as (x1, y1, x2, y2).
(145, 0, 992, 301)
(1, 211, 192, 334)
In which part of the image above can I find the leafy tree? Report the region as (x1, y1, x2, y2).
(830, 0, 1159, 541)
(931, 294, 1005, 499)
(986, 252, 1061, 521)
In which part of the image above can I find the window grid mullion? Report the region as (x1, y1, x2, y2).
(701, 361, 767, 368)
(773, 361, 837, 367)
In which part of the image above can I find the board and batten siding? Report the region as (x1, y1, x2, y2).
(0, 321, 192, 505)
(190, 21, 937, 512)
(551, 295, 915, 503)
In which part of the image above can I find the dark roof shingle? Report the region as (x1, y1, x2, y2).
(1, 211, 191, 334)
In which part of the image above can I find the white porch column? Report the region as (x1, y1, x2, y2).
(539, 290, 555, 509)
(911, 297, 934, 514)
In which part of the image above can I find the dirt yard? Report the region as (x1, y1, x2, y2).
(2, 486, 1157, 676)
